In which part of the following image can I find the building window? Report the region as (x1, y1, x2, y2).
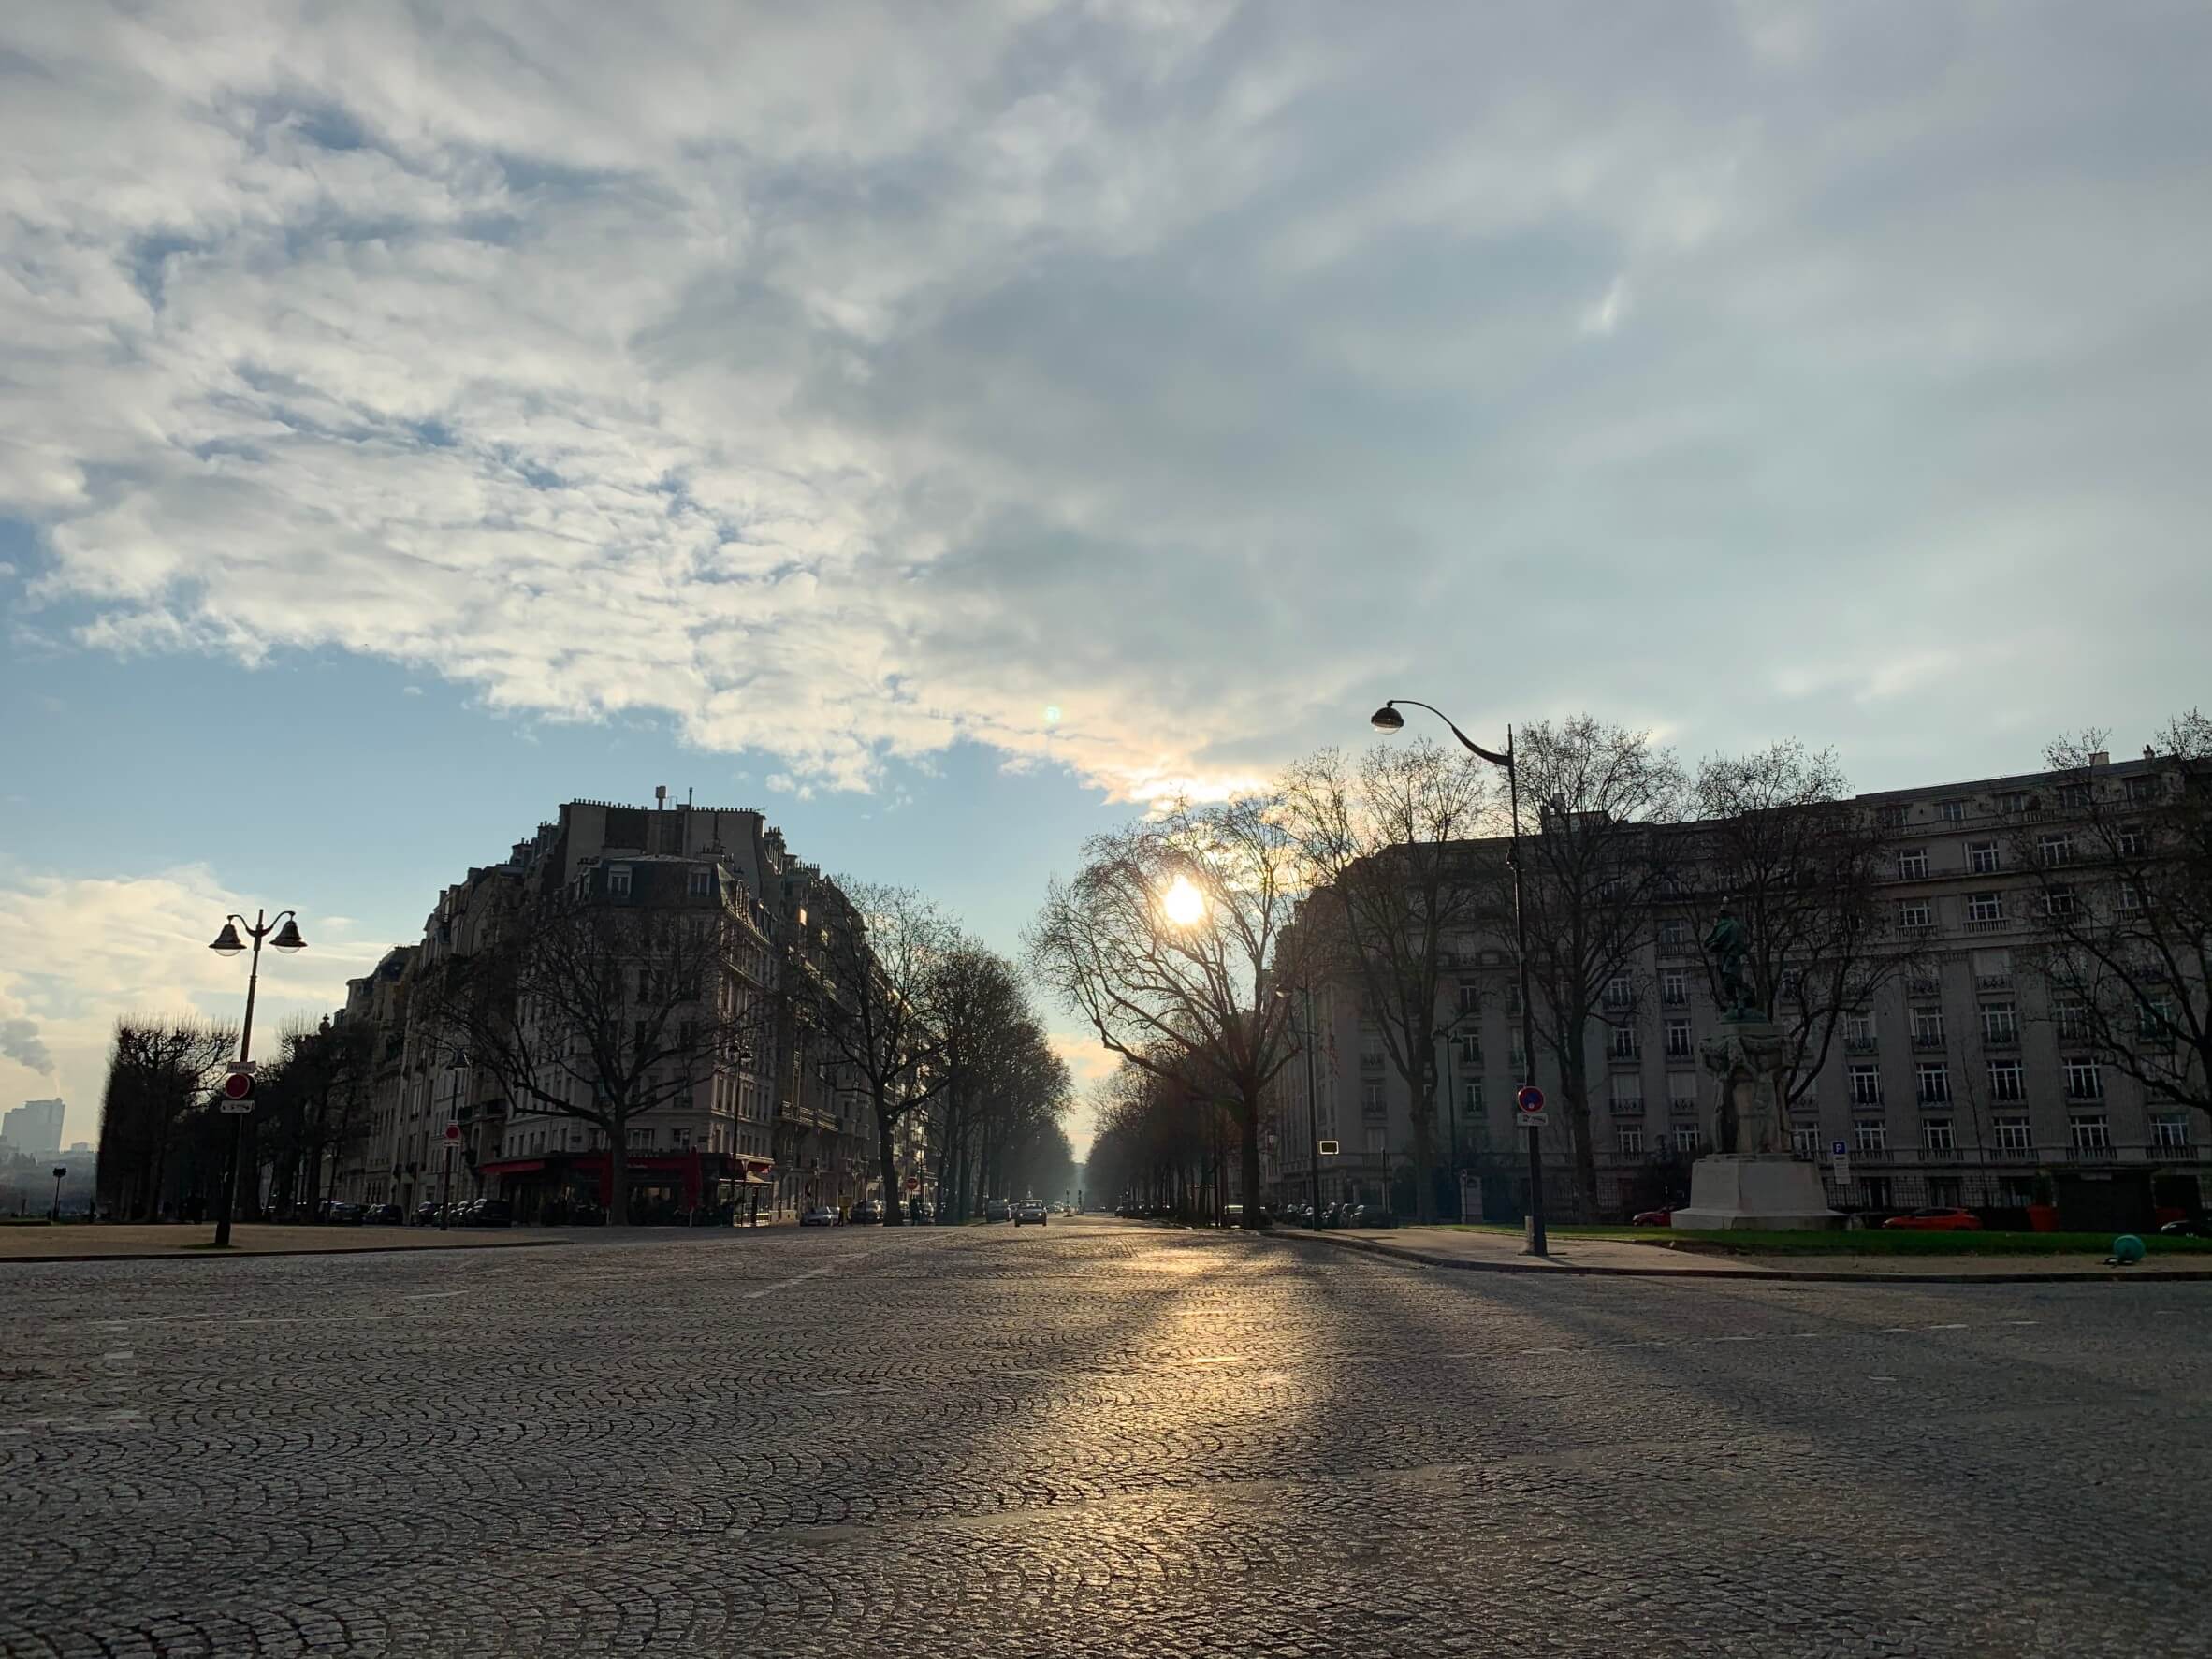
(1911, 1007, 1944, 1043)
(1617, 1127, 1644, 1157)
(1969, 841, 2001, 875)
(1361, 1084, 1385, 1113)
(609, 866, 633, 895)
(1362, 1128, 1387, 1155)
(1603, 975, 1632, 1009)
(1878, 804, 1911, 829)
(2141, 996, 2179, 1046)
(2044, 885, 2076, 918)
(2154, 1115, 2191, 1150)
(1611, 1024, 1637, 1058)
(1915, 1064, 1951, 1104)
(1849, 1064, 1882, 1105)
(1462, 1081, 1483, 1115)
(688, 868, 712, 897)
(1845, 1011, 1874, 1047)
(1674, 1127, 1700, 1153)
(1940, 800, 1966, 823)
(1995, 1117, 2032, 1153)
(1455, 979, 1480, 1016)
(1989, 1062, 2026, 1102)
(1661, 969, 1687, 1006)
(1923, 1118, 1955, 1151)
(1669, 1094, 1697, 1116)
(1898, 898, 1933, 929)
(2070, 1115, 2111, 1152)
(2038, 834, 2074, 866)
(2116, 824, 2145, 857)
(1665, 1018, 1693, 1059)
(1791, 1126, 1819, 1156)
(2118, 881, 2145, 912)
(1999, 792, 2030, 813)
(2056, 1001, 2090, 1042)
(1981, 1002, 2018, 1044)
(2064, 1058, 2103, 1100)
(2126, 775, 2158, 803)
(1458, 1032, 1482, 1066)
(1967, 893, 2004, 924)
(1658, 918, 1688, 948)
(1854, 1120, 1887, 1152)
(1896, 849, 1928, 880)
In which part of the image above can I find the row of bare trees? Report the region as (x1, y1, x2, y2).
(1035, 710, 2210, 1227)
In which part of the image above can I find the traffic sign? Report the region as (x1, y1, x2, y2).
(217, 1098, 255, 1115)
(441, 1123, 461, 1143)
(1317, 1139, 1340, 1156)
(1518, 1111, 1549, 1129)
(1830, 1140, 1847, 1157)
(1515, 1084, 1546, 1114)
(220, 1067, 255, 1103)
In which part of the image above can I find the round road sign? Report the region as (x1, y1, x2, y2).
(1515, 1084, 1545, 1114)
(220, 1070, 255, 1102)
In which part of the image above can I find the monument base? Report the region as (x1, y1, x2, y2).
(1672, 1155, 1842, 1231)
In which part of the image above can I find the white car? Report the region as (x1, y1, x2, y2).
(800, 1204, 838, 1227)
(1012, 1200, 1049, 1227)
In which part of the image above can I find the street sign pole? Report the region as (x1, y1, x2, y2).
(438, 1132, 456, 1230)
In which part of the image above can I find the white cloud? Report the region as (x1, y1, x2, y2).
(0, 1, 2206, 810)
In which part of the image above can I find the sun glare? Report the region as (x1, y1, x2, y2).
(1161, 874, 1206, 925)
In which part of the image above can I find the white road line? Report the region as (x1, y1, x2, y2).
(403, 1290, 467, 1300)
(745, 1263, 837, 1301)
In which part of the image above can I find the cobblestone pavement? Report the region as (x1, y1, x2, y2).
(4, 1216, 2206, 1657)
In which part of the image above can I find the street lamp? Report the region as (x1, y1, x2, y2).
(51, 1165, 66, 1223)
(1273, 985, 1326, 1230)
(208, 908, 306, 1247)
(1370, 699, 1547, 1257)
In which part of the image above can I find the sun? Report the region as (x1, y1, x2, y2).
(1161, 874, 1206, 926)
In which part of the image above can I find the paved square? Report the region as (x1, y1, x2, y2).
(4, 1217, 2205, 1656)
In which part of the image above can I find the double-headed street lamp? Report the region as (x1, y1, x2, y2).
(1370, 700, 1547, 1258)
(208, 908, 306, 1246)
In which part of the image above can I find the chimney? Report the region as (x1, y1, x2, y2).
(2089, 750, 2110, 767)
(2145, 745, 2157, 761)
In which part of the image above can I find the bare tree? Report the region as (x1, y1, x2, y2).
(422, 892, 764, 1226)
(2009, 714, 2211, 1128)
(1026, 794, 1322, 1227)
(257, 1015, 377, 1217)
(1515, 718, 1687, 1219)
(1280, 739, 1492, 1220)
(931, 943, 1072, 1218)
(95, 1016, 237, 1220)
(784, 880, 958, 1226)
(1668, 742, 1903, 1130)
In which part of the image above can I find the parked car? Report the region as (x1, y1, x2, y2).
(362, 1203, 404, 1226)
(458, 1199, 511, 1229)
(1353, 1207, 1396, 1229)
(851, 1198, 885, 1224)
(411, 1201, 441, 1227)
(1882, 1207, 1983, 1231)
(909, 1201, 936, 1223)
(1632, 1207, 1674, 1227)
(319, 1201, 365, 1225)
(1012, 1199, 1049, 1226)
(2159, 1217, 2211, 1238)
(800, 1204, 837, 1227)
(984, 1198, 1011, 1222)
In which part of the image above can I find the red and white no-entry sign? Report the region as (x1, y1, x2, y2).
(1515, 1084, 1548, 1128)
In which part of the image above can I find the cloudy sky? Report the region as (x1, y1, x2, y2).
(4, 1, 2207, 1152)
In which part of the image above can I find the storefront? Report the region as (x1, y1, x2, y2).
(480, 1150, 756, 1224)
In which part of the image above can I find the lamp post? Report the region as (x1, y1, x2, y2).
(1271, 985, 1326, 1230)
(51, 1165, 66, 1223)
(1371, 700, 1547, 1257)
(208, 908, 306, 1247)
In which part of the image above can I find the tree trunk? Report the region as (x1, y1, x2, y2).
(1236, 1095, 1262, 1228)
(876, 1104, 905, 1226)
(1562, 1049, 1599, 1222)
(606, 1128, 631, 1226)
(1406, 1090, 1439, 1223)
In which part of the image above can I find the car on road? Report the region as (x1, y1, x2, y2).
(984, 1198, 1011, 1222)
(800, 1204, 838, 1227)
(458, 1199, 511, 1229)
(1631, 1207, 1674, 1227)
(1882, 1206, 1983, 1231)
(319, 1201, 365, 1225)
(362, 1203, 404, 1225)
(851, 1199, 885, 1224)
(1012, 1199, 1048, 1226)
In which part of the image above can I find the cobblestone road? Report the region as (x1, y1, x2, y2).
(4, 1217, 2206, 1656)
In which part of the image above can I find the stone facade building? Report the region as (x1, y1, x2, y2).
(333, 796, 920, 1220)
(1264, 751, 2206, 1225)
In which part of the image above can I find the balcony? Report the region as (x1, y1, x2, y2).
(1844, 1036, 1878, 1055)
(1608, 1046, 1642, 1067)
(1917, 1146, 1961, 1163)
(1358, 1054, 1388, 1076)
(1914, 1093, 1953, 1110)
(1899, 923, 1939, 942)
(1982, 1028, 2020, 1050)
(1907, 977, 1942, 998)
(1975, 973, 2014, 992)
(1911, 1033, 1947, 1052)
(1963, 918, 2009, 935)
(1668, 1097, 1699, 1116)
(1602, 993, 1638, 1016)
(1608, 1097, 1645, 1115)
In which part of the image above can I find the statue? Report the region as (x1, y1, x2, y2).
(1703, 900, 1755, 1021)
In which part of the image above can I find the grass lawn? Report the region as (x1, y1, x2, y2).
(1439, 1221, 2212, 1256)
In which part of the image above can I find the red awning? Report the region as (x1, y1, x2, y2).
(477, 1158, 547, 1174)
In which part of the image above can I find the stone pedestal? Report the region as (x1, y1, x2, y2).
(1673, 1155, 1841, 1230)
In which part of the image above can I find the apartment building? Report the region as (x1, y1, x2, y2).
(1267, 750, 2205, 1223)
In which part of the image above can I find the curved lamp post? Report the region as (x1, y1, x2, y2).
(208, 909, 306, 1246)
(1371, 700, 1547, 1257)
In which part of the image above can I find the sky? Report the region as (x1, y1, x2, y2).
(3, 1, 2209, 1155)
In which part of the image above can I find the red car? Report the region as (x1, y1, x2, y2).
(1631, 1208, 1674, 1227)
(1882, 1207, 1983, 1231)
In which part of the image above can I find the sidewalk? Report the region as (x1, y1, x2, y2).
(1268, 1224, 2212, 1284)
(0, 1224, 573, 1263)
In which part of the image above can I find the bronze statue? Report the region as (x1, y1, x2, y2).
(1704, 900, 1755, 1019)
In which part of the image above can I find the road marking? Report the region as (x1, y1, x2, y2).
(746, 1264, 837, 1300)
(1926, 1322, 1968, 1330)
(403, 1290, 467, 1300)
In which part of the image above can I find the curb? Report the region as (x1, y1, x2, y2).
(0, 1238, 575, 1267)
(1265, 1226, 2212, 1286)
